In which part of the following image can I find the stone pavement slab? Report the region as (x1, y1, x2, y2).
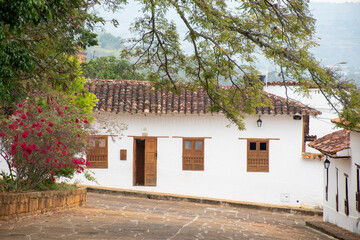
(85, 185, 323, 216)
(0, 192, 335, 240)
(306, 221, 360, 240)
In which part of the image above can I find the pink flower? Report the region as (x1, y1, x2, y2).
(0, 132, 6, 137)
(37, 108, 43, 113)
(83, 120, 89, 124)
(21, 114, 27, 120)
(37, 132, 43, 137)
(65, 106, 68, 110)
(41, 149, 47, 154)
(18, 103, 23, 108)
(75, 118, 79, 123)
(48, 122, 54, 127)
(41, 118, 46, 122)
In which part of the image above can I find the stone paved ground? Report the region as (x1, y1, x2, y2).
(0, 192, 335, 240)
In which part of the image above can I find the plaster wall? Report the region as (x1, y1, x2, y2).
(323, 131, 360, 234)
(264, 85, 339, 151)
(72, 113, 323, 208)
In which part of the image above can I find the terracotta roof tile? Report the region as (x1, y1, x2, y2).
(86, 79, 321, 116)
(308, 129, 350, 155)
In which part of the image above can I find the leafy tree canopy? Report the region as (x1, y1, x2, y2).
(116, 0, 360, 130)
(0, 0, 123, 114)
(82, 56, 144, 80)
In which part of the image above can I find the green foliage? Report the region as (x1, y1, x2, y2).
(120, 0, 360, 130)
(82, 56, 144, 80)
(0, 0, 121, 113)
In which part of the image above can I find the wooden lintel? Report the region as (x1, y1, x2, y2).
(238, 138, 280, 141)
(172, 136, 212, 139)
(127, 135, 169, 138)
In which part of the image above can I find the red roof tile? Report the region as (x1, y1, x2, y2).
(308, 129, 350, 155)
(85, 79, 321, 116)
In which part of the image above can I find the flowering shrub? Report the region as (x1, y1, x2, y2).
(0, 101, 92, 190)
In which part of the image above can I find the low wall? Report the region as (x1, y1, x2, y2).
(0, 188, 87, 221)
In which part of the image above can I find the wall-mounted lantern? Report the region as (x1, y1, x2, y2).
(324, 157, 330, 169)
(293, 112, 302, 120)
(257, 116, 262, 127)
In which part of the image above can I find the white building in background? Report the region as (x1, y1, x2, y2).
(309, 125, 360, 235)
(263, 79, 340, 153)
(68, 79, 326, 208)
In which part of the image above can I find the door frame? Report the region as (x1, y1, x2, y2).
(133, 136, 157, 186)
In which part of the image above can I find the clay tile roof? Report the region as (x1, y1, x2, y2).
(308, 129, 350, 155)
(85, 79, 321, 116)
(266, 81, 299, 86)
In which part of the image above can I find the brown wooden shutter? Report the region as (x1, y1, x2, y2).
(247, 140, 269, 172)
(357, 168, 360, 212)
(87, 136, 108, 168)
(182, 138, 204, 171)
(144, 138, 157, 186)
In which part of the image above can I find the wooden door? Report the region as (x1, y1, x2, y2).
(144, 138, 157, 186)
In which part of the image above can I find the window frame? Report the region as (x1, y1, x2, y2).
(247, 139, 269, 172)
(86, 135, 108, 169)
(182, 137, 205, 171)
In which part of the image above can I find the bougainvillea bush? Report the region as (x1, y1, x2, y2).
(0, 101, 92, 190)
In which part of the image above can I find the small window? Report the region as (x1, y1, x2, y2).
(247, 139, 269, 172)
(356, 166, 360, 212)
(249, 142, 256, 150)
(185, 141, 192, 149)
(260, 142, 267, 151)
(86, 136, 108, 168)
(345, 175, 349, 216)
(195, 141, 202, 149)
(182, 138, 204, 171)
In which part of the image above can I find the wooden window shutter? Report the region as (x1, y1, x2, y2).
(87, 136, 108, 168)
(182, 138, 204, 171)
(345, 176, 349, 216)
(247, 140, 269, 172)
(357, 168, 360, 212)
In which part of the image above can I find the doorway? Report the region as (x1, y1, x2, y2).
(133, 137, 157, 186)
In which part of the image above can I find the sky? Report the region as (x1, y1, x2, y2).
(312, 0, 360, 2)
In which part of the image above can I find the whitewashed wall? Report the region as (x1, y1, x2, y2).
(71, 112, 324, 208)
(324, 131, 360, 234)
(264, 85, 339, 152)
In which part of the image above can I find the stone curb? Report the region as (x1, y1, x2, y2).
(84, 185, 323, 216)
(306, 221, 360, 240)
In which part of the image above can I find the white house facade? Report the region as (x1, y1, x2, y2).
(263, 81, 340, 154)
(309, 128, 360, 234)
(68, 79, 325, 208)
